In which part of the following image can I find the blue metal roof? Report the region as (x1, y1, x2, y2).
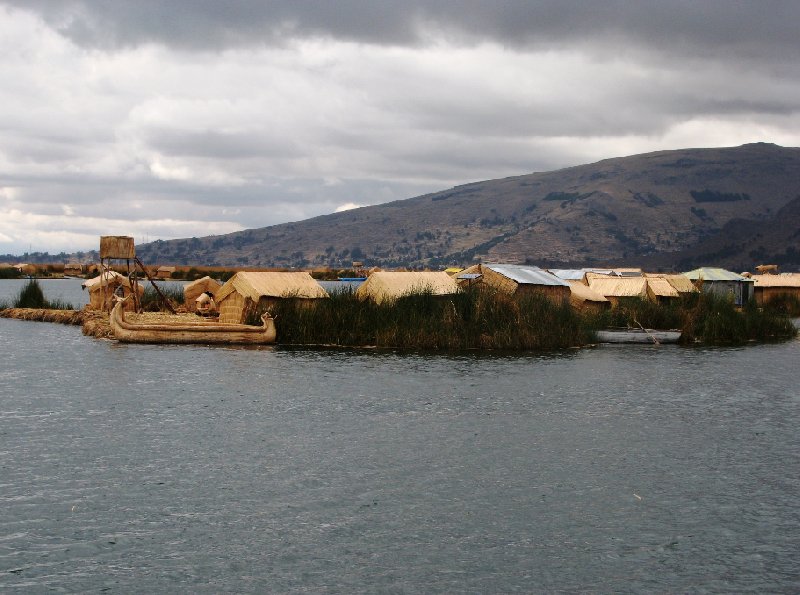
(486, 264, 569, 287)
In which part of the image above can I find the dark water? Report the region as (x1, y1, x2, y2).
(1, 319, 799, 592)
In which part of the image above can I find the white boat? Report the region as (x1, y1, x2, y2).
(595, 327, 681, 344)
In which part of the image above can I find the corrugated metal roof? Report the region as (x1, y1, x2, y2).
(216, 272, 328, 302)
(683, 267, 749, 282)
(752, 273, 800, 288)
(356, 271, 459, 304)
(485, 264, 569, 287)
(587, 276, 648, 297)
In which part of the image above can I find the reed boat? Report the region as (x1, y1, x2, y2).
(109, 299, 276, 344)
(596, 327, 681, 344)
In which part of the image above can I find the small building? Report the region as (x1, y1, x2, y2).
(586, 274, 649, 307)
(64, 263, 84, 276)
(456, 264, 570, 303)
(356, 271, 459, 304)
(82, 270, 143, 311)
(155, 266, 177, 280)
(683, 267, 754, 306)
(184, 276, 223, 312)
(751, 273, 800, 306)
(215, 272, 329, 324)
(566, 280, 610, 313)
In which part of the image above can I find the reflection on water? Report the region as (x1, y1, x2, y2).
(0, 316, 798, 592)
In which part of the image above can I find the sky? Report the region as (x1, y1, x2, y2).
(1, 1, 799, 255)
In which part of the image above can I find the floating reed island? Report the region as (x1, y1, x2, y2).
(1, 278, 797, 349)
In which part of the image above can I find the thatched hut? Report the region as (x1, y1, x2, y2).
(155, 266, 177, 280)
(64, 263, 84, 276)
(586, 274, 648, 307)
(751, 273, 800, 306)
(355, 271, 459, 304)
(683, 267, 754, 306)
(82, 270, 143, 311)
(215, 272, 329, 324)
(457, 264, 570, 303)
(566, 280, 610, 312)
(184, 276, 223, 312)
(644, 274, 697, 302)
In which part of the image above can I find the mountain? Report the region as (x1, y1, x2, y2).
(136, 143, 800, 270)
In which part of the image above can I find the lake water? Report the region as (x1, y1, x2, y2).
(1, 282, 799, 592)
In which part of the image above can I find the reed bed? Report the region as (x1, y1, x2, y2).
(9, 279, 74, 310)
(588, 293, 797, 345)
(270, 287, 593, 350)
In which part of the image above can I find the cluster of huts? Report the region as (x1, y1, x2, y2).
(69, 260, 800, 322)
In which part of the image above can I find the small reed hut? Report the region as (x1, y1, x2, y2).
(155, 266, 177, 280)
(457, 264, 570, 303)
(751, 273, 800, 306)
(184, 276, 223, 312)
(215, 271, 329, 324)
(356, 271, 459, 304)
(64, 263, 84, 276)
(82, 270, 143, 311)
(586, 273, 649, 307)
(566, 280, 610, 313)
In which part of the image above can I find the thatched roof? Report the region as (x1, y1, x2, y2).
(355, 271, 459, 304)
(567, 280, 609, 303)
(752, 273, 800, 288)
(645, 276, 679, 298)
(587, 276, 648, 298)
(645, 273, 696, 294)
(215, 272, 328, 302)
(184, 276, 222, 294)
(82, 270, 132, 291)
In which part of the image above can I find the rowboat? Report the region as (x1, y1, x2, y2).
(109, 299, 276, 344)
(595, 327, 681, 344)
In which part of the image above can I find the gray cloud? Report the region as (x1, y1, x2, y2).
(5, 0, 800, 63)
(0, 1, 799, 254)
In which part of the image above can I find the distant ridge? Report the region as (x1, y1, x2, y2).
(131, 142, 800, 271)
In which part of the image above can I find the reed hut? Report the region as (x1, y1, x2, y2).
(355, 271, 459, 304)
(566, 280, 610, 312)
(155, 266, 177, 280)
(64, 263, 84, 276)
(184, 276, 223, 312)
(586, 274, 649, 307)
(215, 271, 329, 323)
(457, 264, 570, 303)
(751, 273, 800, 306)
(643, 274, 696, 302)
(82, 270, 143, 311)
(683, 267, 754, 306)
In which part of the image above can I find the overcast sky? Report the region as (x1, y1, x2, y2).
(1, 1, 799, 255)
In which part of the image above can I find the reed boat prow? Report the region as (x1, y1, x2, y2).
(109, 299, 276, 344)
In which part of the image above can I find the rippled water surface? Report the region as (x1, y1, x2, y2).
(1, 315, 799, 592)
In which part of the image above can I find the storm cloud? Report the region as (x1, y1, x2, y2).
(1, 1, 799, 254)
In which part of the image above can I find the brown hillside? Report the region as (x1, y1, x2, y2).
(135, 143, 800, 270)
